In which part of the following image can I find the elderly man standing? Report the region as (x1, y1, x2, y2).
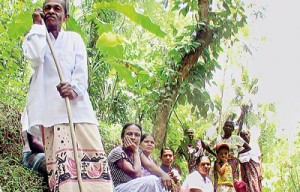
(176, 128, 215, 173)
(22, 0, 113, 191)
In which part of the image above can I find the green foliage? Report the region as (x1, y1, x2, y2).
(88, 59, 132, 124)
(258, 104, 277, 163)
(0, 102, 22, 160)
(0, 0, 34, 110)
(67, 16, 86, 42)
(98, 122, 122, 152)
(7, 11, 32, 40)
(255, 103, 300, 191)
(261, 136, 300, 192)
(0, 159, 45, 192)
(1, 0, 299, 191)
(94, 2, 166, 38)
(96, 32, 125, 59)
(0, 102, 45, 191)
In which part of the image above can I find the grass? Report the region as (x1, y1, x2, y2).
(0, 102, 45, 192)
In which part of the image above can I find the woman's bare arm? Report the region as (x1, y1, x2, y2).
(116, 136, 142, 178)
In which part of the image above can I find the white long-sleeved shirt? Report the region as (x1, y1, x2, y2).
(22, 24, 98, 128)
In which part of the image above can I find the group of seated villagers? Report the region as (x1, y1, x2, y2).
(101, 123, 213, 192)
(22, 120, 262, 192)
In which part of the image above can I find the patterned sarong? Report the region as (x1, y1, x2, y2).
(240, 159, 262, 192)
(42, 123, 113, 192)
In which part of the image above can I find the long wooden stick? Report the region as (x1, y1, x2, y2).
(42, 20, 83, 192)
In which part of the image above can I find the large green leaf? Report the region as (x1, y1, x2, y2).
(127, 62, 150, 84)
(94, 2, 166, 38)
(7, 11, 32, 40)
(96, 32, 125, 48)
(97, 22, 113, 36)
(103, 45, 124, 59)
(96, 32, 125, 59)
(103, 57, 150, 85)
(104, 58, 135, 85)
(67, 16, 86, 43)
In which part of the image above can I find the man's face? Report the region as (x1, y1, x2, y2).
(185, 129, 194, 141)
(161, 149, 175, 167)
(197, 156, 211, 176)
(43, 0, 68, 29)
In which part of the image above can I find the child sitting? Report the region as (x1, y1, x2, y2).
(215, 143, 236, 192)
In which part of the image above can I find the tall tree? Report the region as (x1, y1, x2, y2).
(90, 0, 248, 147)
(152, 0, 248, 147)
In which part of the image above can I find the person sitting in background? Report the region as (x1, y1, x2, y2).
(160, 147, 182, 185)
(215, 143, 235, 192)
(139, 133, 156, 176)
(21, 109, 48, 191)
(108, 123, 172, 192)
(181, 155, 214, 192)
(239, 129, 262, 192)
(22, 132, 46, 175)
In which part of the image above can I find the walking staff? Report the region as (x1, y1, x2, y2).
(22, 0, 113, 191)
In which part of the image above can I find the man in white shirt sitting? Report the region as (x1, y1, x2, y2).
(181, 155, 214, 192)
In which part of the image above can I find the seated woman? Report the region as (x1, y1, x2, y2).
(108, 123, 172, 192)
(139, 133, 156, 176)
(181, 155, 214, 192)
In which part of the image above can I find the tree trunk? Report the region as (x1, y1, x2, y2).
(153, 99, 173, 147)
(153, 0, 213, 148)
